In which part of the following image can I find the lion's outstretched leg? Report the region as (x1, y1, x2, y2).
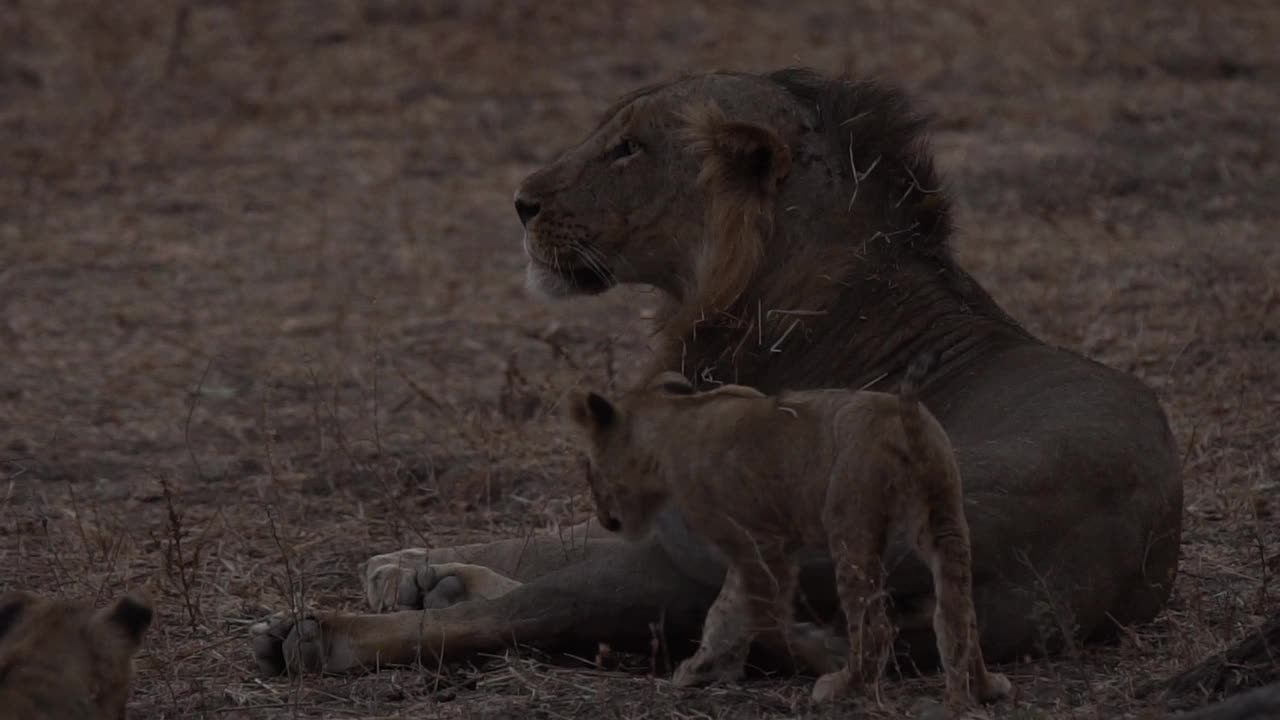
(256, 535, 716, 675)
(740, 557, 844, 677)
(364, 520, 619, 612)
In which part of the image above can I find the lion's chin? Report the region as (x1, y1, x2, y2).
(524, 261, 614, 299)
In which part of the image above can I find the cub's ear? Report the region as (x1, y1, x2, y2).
(0, 592, 31, 642)
(568, 390, 617, 430)
(646, 371, 695, 395)
(95, 594, 153, 649)
(684, 102, 792, 195)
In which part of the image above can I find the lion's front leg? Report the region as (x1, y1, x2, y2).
(251, 605, 509, 675)
(364, 550, 523, 612)
(258, 536, 717, 676)
(363, 520, 620, 612)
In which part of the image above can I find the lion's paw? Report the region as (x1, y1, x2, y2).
(363, 549, 470, 612)
(251, 614, 327, 676)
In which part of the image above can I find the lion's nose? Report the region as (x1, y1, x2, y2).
(514, 195, 541, 226)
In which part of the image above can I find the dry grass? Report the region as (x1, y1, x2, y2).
(1, 1, 1277, 718)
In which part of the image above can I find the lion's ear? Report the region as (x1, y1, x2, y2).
(684, 102, 792, 195)
(679, 102, 790, 315)
(569, 390, 617, 430)
(705, 122, 792, 193)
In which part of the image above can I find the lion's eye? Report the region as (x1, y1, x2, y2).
(606, 136, 643, 163)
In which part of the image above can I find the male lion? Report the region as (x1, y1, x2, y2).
(253, 68, 1182, 686)
(0, 590, 153, 720)
(568, 362, 1012, 709)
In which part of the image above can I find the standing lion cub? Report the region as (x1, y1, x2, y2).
(568, 358, 1011, 709)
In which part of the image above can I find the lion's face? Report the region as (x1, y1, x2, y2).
(513, 72, 811, 304)
(568, 390, 671, 542)
(514, 92, 705, 299)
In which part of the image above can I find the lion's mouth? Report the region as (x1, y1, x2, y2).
(526, 243, 616, 295)
(559, 263, 615, 293)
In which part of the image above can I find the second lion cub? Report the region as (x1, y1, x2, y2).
(568, 357, 1010, 709)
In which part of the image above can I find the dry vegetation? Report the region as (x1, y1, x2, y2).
(1, 1, 1277, 718)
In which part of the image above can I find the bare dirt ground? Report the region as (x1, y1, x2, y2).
(1, 1, 1277, 718)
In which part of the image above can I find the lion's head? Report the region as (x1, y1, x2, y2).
(514, 69, 960, 368)
(514, 72, 812, 305)
(0, 591, 153, 720)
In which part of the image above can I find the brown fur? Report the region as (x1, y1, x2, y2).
(253, 69, 1180, 693)
(0, 591, 152, 720)
(678, 101, 790, 321)
(569, 362, 1011, 708)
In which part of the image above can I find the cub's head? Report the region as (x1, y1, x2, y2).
(0, 591, 153, 720)
(514, 71, 801, 307)
(567, 372, 699, 541)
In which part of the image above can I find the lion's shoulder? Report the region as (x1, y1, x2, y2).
(0, 590, 152, 720)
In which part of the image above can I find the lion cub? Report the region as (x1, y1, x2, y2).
(568, 358, 1010, 709)
(0, 590, 153, 720)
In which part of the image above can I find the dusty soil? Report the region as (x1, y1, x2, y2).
(1, 1, 1277, 718)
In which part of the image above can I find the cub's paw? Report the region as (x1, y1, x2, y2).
(976, 671, 1012, 703)
(672, 656, 743, 688)
(811, 668, 854, 704)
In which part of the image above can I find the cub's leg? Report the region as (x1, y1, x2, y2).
(746, 560, 844, 676)
(813, 517, 893, 704)
(916, 466, 1011, 709)
(673, 567, 751, 687)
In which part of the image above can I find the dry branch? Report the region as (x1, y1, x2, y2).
(1167, 682, 1280, 720)
(1144, 614, 1280, 711)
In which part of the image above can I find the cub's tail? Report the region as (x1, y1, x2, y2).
(898, 352, 937, 459)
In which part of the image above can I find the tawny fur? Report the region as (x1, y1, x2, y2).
(569, 360, 1012, 709)
(0, 591, 152, 720)
(678, 102, 790, 319)
(252, 69, 1180, 691)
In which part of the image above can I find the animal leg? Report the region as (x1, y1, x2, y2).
(364, 519, 620, 611)
(672, 568, 751, 687)
(743, 557, 844, 676)
(813, 523, 892, 704)
(919, 502, 1011, 709)
(256, 535, 715, 675)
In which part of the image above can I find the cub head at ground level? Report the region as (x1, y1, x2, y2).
(0, 590, 152, 720)
(568, 371, 767, 542)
